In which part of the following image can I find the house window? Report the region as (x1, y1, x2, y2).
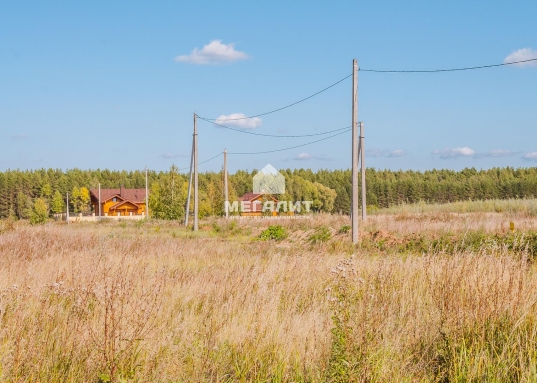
(112, 198, 117, 202)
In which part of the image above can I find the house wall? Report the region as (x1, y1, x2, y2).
(240, 196, 279, 216)
(93, 199, 146, 216)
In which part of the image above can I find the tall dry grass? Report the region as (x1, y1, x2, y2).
(374, 198, 537, 217)
(1, 213, 537, 381)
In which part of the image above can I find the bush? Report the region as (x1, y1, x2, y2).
(309, 226, 332, 244)
(338, 225, 350, 234)
(259, 225, 287, 241)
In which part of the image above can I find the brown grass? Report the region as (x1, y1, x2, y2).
(1, 212, 537, 382)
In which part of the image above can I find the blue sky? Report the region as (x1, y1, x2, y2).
(1, 1, 536, 173)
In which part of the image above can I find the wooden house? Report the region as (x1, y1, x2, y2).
(90, 186, 147, 217)
(238, 193, 279, 217)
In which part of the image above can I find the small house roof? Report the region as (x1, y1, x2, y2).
(90, 188, 147, 203)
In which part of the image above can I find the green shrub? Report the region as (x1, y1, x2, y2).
(259, 225, 287, 241)
(309, 226, 332, 244)
(338, 225, 351, 234)
(212, 222, 221, 233)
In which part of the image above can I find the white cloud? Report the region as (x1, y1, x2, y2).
(215, 113, 262, 129)
(485, 149, 515, 157)
(432, 147, 475, 159)
(292, 153, 332, 161)
(366, 148, 407, 158)
(504, 48, 537, 67)
(295, 153, 315, 160)
(387, 149, 407, 157)
(522, 152, 537, 161)
(175, 40, 249, 65)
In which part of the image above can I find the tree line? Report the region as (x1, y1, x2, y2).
(1, 166, 537, 220)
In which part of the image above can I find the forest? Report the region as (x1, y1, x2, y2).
(1, 166, 537, 220)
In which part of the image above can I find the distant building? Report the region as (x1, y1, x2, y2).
(238, 193, 279, 217)
(89, 186, 147, 217)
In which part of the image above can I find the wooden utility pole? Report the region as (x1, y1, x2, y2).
(184, 137, 194, 226)
(98, 183, 101, 218)
(224, 149, 229, 219)
(193, 113, 199, 231)
(66, 192, 70, 224)
(145, 167, 149, 218)
(351, 59, 359, 244)
(360, 122, 367, 221)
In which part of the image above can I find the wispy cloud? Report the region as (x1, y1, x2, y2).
(293, 152, 332, 161)
(432, 147, 474, 159)
(484, 149, 516, 157)
(215, 113, 262, 129)
(160, 153, 188, 160)
(175, 40, 249, 65)
(366, 148, 384, 158)
(366, 148, 408, 158)
(8, 133, 28, 140)
(504, 48, 537, 67)
(522, 152, 537, 161)
(460, 149, 518, 159)
(387, 149, 407, 157)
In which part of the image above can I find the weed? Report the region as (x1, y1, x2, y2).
(212, 222, 221, 233)
(0, 216, 16, 234)
(338, 225, 350, 234)
(309, 226, 331, 244)
(259, 225, 287, 241)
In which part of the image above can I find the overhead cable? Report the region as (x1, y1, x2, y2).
(228, 128, 350, 155)
(178, 152, 222, 171)
(200, 73, 352, 121)
(198, 116, 351, 138)
(360, 58, 537, 73)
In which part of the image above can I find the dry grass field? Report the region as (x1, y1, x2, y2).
(2, 204, 537, 382)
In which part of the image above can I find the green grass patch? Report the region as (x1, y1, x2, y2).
(259, 225, 288, 241)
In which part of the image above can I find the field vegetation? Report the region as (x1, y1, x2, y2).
(2, 204, 537, 381)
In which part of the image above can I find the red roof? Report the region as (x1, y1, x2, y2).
(239, 193, 262, 201)
(90, 188, 147, 203)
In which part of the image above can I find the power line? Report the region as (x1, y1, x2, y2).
(179, 152, 222, 171)
(200, 73, 352, 121)
(228, 128, 350, 155)
(198, 116, 351, 138)
(360, 58, 537, 73)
